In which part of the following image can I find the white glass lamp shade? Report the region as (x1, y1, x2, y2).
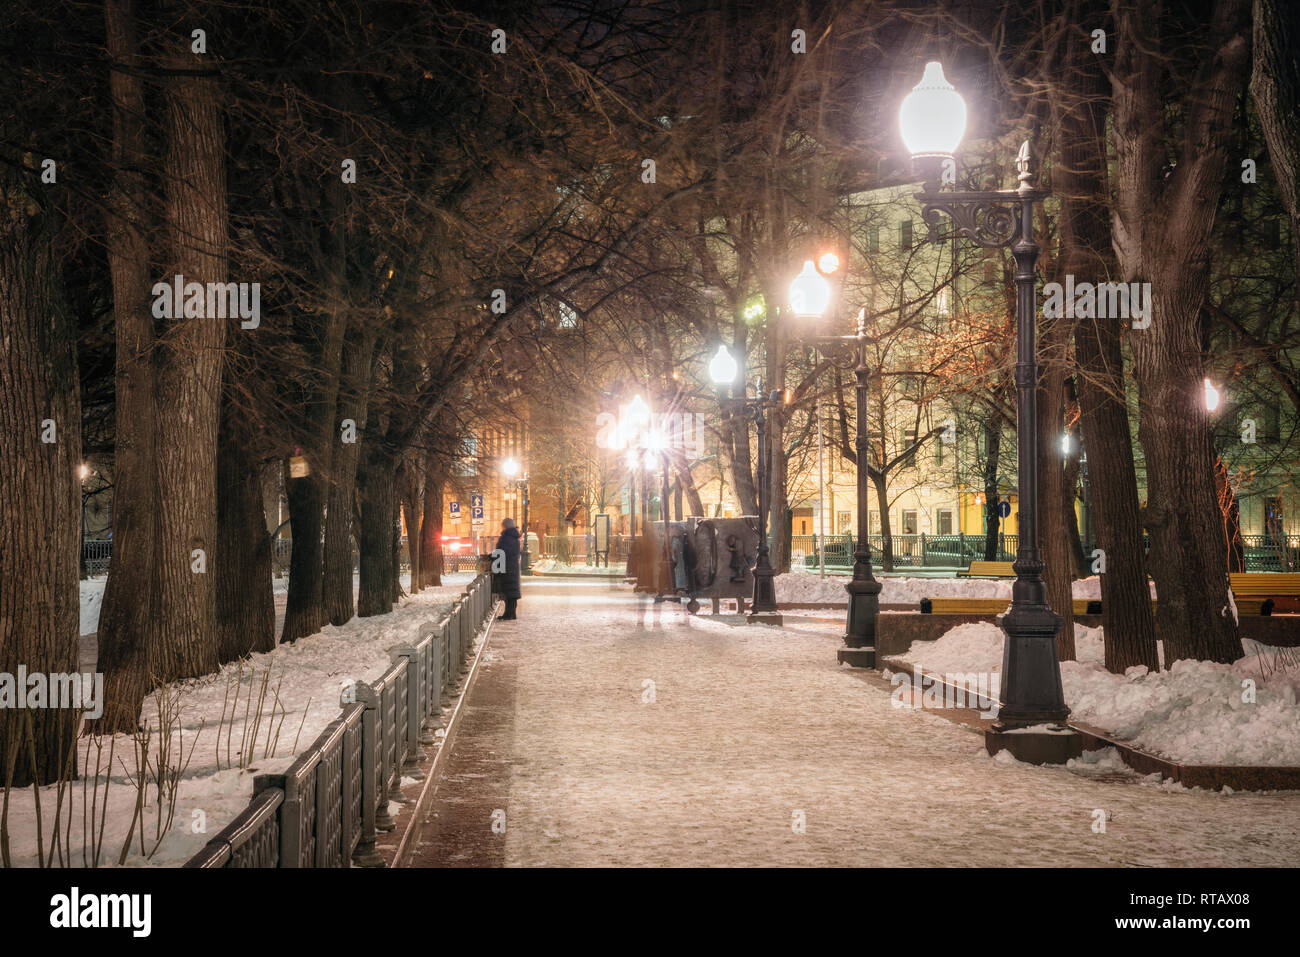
(503, 457, 520, 477)
(708, 345, 739, 385)
(789, 260, 831, 318)
(899, 62, 967, 159)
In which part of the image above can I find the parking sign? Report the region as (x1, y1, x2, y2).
(449, 501, 460, 517)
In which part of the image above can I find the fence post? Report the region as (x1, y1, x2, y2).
(252, 773, 297, 867)
(440, 619, 454, 710)
(392, 646, 426, 779)
(352, 680, 384, 866)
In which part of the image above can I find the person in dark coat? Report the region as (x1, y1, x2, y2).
(494, 517, 523, 620)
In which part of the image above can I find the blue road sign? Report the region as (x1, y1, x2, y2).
(997, 500, 1012, 519)
(470, 493, 484, 509)
(449, 501, 460, 517)
(472, 506, 485, 520)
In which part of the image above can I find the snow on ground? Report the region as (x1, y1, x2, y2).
(777, 572, 1127, 605)
(79, 576, 106, 635)
(901, 622, 1300, 767)
(532, 559, 627, 574)
(8, 580, 473, 867)
(416, 580, 1299, 866)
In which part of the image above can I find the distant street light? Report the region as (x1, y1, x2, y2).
(502, 457, 530, 574)
(789, 274, 881, 664)
(710, 354, 781, 624)
(1204, 378, 1221, 412)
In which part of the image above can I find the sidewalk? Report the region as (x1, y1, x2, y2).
(402, 580, 1300, 867)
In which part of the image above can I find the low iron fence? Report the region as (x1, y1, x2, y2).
(183, 572, 495, 868)
(789, 533, 1021, 569)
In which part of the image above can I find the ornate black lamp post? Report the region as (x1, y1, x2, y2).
(789, 269, 882, 667)
(709, 345, 782, 625)
(902, 61, 1078, 763)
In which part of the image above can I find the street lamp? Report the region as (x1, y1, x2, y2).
(502, 456, 531, 575)
(709, 345, 782, 624)
(905, 61, 1079, 763)
(1204, 378, 1221, 412)
(644, 428, 679, 603)
(789, 272, 882, 666)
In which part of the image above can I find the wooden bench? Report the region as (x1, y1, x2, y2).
(1229, 573, 1300, 596)
(921, 597, 1099, 615)
(921, 596, 1271, 616)
(957, 560, 1016, 578)
(1229, 573, 1300, 614)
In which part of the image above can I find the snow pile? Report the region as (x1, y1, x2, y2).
(776, 573, 1137, 605)
(6, 586, 462, 867)
(902, 622, 1300, 767)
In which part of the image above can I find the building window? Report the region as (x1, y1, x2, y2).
(900, 219, 913, 251)
(901, 510, 918, 534)
(837, 511, 852, 534)
(938, 509, 954, 535)
(868, 226, 880, 254)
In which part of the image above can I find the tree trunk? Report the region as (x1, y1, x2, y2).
(215, 410, 275, 662)
(94, 0, 157, 732)
(672, 450, 705, 518)
(1112, 0, 1249, 664)
(323, 323, 374, 625)
(0, 178, 82, 787)
(419, 459, 444, 588)
(982, 419, 1001, 562)
(401, 461, 421, 594)
(1252, 0, 1300, 282)
(1053, 4, 1161, 673)
(357, 446, 397, 617)
(873, 470, 893, 573)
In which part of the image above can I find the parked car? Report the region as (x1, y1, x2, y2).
(441, 534, 474, 554)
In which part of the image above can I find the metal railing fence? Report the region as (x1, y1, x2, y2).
(184, 572, 495, 868)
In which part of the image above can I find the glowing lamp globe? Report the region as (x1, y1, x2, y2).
(708, 345, 738, 385)
(1204, 379, 1221, 412)
(789, 260, 831, 318)
(503, 457, 520, 477)
(899, 62, 967, 159)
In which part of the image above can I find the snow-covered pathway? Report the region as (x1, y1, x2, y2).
(407, 580, 1300, 867)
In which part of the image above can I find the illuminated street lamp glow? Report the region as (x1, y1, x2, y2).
(1204, 378, 1221, 412)
(789, 260, 831, 318)
(79, 464, 89, 481)
(627, 394, 651, 429)
(817, 251, 840, 275)
(503, 457, 520, 477)
(899, 61, 967, 159)
(1060, 434, 1072, 455)
(708, 344, 738, 385)
(626, 449, 639, 468)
